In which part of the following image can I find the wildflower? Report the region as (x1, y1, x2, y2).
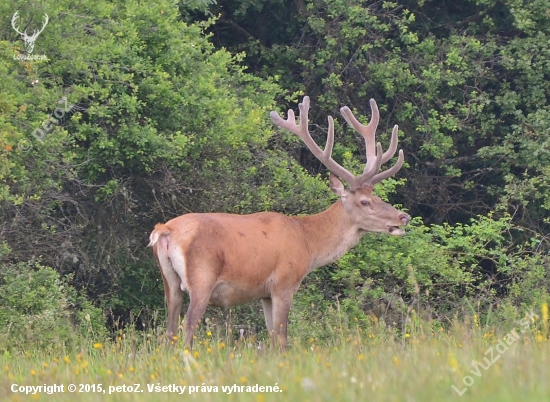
(405, 333, 411, 338)
(5, 145, 12, 151)
(448, 353, 460, 372)
(393, 356, 399, 366)
(63, 356, 70, 364)
(30, 369, 37, 376)
(93, 343, 103, 350)
(206, 331, 212, 337)
(358, 354, 364, 361)
(542, 302, 549, 338)
(240, 376, 247, 384)
(129, 366, 135, 373)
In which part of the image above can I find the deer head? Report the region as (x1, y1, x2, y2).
(270, 96, 409, 235)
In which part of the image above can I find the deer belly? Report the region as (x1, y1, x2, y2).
(209, 281, 266, 308)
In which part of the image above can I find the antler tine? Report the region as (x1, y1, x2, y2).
(270, 96, 359, 188)
(366, 149, 404, 186)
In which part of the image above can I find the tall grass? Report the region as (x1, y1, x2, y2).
(2, 308, 549, 401)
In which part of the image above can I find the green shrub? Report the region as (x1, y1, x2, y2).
(0, 261, 106, 350)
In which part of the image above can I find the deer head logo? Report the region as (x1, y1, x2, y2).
(11, 11, 49, 54)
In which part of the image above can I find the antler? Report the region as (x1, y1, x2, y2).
(340, 99, 404, 187)
(270, 96, 404, 190)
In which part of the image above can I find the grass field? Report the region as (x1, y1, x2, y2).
(2, 312, 550, 402)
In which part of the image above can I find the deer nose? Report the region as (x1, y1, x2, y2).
(399, 213, 410, 226)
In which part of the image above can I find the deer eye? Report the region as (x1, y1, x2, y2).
(360, 199, 370, 207)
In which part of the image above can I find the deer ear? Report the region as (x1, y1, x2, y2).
(329, 173, 348, 197)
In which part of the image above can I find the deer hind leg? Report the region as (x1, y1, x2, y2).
(154, 237, 185, 341)
(271, 294, 293, 350)
(162, 271, 184, 341)
(261, 298, 274, 336)
(184, 284, 216, 349)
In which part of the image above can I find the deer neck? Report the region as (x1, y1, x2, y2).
(297, 200, 363, 272)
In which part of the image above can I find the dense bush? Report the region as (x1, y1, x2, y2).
(0, 260, 105, 350)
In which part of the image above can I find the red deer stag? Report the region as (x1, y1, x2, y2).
(149, 96, 410, 349)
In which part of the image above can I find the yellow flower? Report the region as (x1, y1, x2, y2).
(542, 302, 549, 338)
(358, 354, 364, 361)
(448, 353, 460, 372)
(129, 366, 135, 373)
(93, 343, 103, 349)
(240, 376, 247, 384)
(30, 369, 37, 376)
(393, 356, 399, 366)
(63, 356, 70, 364)
(405, 333, 411, 338)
